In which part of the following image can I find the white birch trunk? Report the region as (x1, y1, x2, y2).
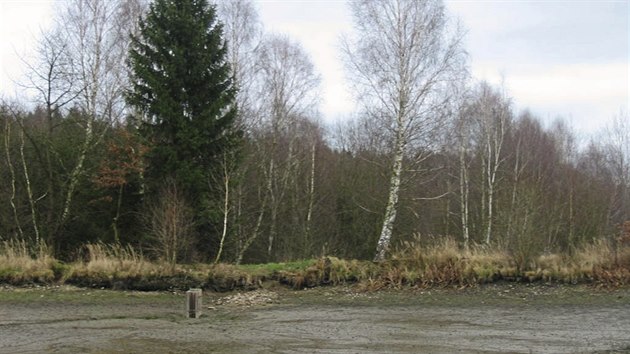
(61, 117, 93, 225)
(506, 136, 523, 246)
(267, 155, 277, 257)
(235, 190, 267, 265)
(19, 126, 41, 247)
(344, 1, 465, 262)
(214, 156, 230, 264)
(484, 104, 505, 245)
(374, 124, 405, 262)
(304, 142, 316, 253)
(459, 141, 470, 250)
(485, 136, 494, 245)
(4, 118, 24, 239)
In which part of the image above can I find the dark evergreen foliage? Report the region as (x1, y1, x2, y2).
(127, 0, 240, 251)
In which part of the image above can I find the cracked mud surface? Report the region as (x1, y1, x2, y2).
(1, 284, 629, 353)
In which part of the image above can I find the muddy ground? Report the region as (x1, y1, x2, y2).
(1, 283, 629, 353)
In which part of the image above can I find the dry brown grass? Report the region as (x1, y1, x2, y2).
(1, 238, 629, 290)
(65, 243, 214, 290)
(0, 239, 57, 283)
(527, 241, 609, 283)
(385, 236, 630, 287)
(386, 236, 516, 287)
(70, 242, 168, 279)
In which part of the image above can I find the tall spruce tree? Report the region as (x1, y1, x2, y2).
(127, 0, 239, 254)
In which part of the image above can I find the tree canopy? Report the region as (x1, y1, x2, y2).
(1, 0, 628, 266)
(127, 0, 239, 232)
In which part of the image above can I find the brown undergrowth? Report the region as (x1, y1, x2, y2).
(0, 240, 59, 284)
(1, 238, 629, 291)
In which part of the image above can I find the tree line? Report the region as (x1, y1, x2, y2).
(1, 0, 628, 265)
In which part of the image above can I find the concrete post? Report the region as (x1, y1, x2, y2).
(186, 288, 203, 318)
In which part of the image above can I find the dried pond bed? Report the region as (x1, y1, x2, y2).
(0, 284, 629, 353)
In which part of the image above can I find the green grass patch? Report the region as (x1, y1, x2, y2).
(236, 259, 316, 276)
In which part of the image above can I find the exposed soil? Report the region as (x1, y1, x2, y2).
(1, 284, 629, 353)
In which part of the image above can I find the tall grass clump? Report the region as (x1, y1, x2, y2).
(70, 242, 165, 280)
(529, 241, 608, 283)
(65, 242, 213, 290)
(522, 240, 630, 285)
(0, 239, 58, 284)
(387, 236, 516, 287)
(386, 236, 630, 287)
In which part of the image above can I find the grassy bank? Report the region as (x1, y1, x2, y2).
(1, 239, 629, 291)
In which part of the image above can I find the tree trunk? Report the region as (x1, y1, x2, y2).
(61, 116, 93, 226)
(304, 142, 316, 257)
(112, 183, 123, 244)
(480, 155, 486, 239)
(267, 155, 277, 257)
(485, 176, 495, 245)
(506, 137, 522, 247)
(235, 189, 267, 265)
(214, 158, 230, 264)
(19, 125, 41, 248)
(374, 124, 405, 262)
(459, 142, 470, 250)
(4, 118, 24, 239)
(485, 123, 505, 245)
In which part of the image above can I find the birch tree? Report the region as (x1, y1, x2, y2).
(19, 27, 81, 244)
(456, 102, 474, 249)
(2, 105, 24, 241)
(216, 0, 261, 128)
(549, 118, 577, 246)
(213, 152, 235, 264)
(604, 111, 630, 227)
(504, 112, 538, 250)
(474, 83, 510, 245)
(343, 0, 465, 261)
(12, 0, 146, 248)
(54, 0, 143, 229)
(233, 35, 320, 262)
(258, 35, 319, 258)
(215, 0, 262, 263)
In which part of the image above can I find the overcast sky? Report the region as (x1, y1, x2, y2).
(1, 0, 628, 138)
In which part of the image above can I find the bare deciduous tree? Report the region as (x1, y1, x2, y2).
(216, 0, 261, 125)
(343, 0, 466, 261)
(2, 104, 24, 241)
(234, 35, 320, 262)
(215, 0, 262, 263)
(19, 27, 81, 243)
(145, 181, 194, 266)
(455, 99, 474, 249)
(53, 0, 144, 228)
(474, 83, 510, 245)
(604, 111, 630, 226)
(258, 35, 320, 258)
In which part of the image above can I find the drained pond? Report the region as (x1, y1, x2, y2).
(1, 284, 629, 353)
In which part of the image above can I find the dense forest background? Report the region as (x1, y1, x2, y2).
(1, 0, 628, 265)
